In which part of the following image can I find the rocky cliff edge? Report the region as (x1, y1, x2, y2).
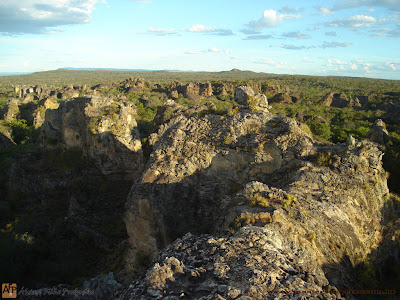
(122, 86, 389, 298)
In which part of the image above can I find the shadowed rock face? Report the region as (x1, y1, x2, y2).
(41, 96, 144, 179)
(0, 132, 15, 150)
(123, 94, 389, 295)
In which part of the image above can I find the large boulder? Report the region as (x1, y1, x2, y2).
(234, 86, 268, 110)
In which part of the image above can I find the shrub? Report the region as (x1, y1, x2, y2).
(247, 96, 259, 112)
(249, 193, 270, 208)
(7, 119, 35, 144)
(308, 120, 332, 141)
(283, 194, 297, 207)
(162, 107, 176, 122)
(227, 106, 239, 116)
(316, 151, 332, 167)
(224, 135, 235, 145)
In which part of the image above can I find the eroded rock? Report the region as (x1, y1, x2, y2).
(42, 96, 143, 179)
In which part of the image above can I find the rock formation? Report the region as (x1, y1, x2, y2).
(367, 119, 390, 144)
(41, 96, 143, 179)
(321, 92, 361, 108)
(123, 85, 389, 295)
(234, 86, 268, 110)
(2, 98, 20, 121)
(184, 82, 213, 98)
(122, 77, 151, 93)
(269, 92, 294, 105)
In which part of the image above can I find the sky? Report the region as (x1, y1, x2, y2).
(0, 0, 399, 79)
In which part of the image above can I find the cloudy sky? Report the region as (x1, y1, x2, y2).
(0, 0, 399, 79)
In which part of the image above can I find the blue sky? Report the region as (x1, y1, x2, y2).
(0, 0, 399, 79)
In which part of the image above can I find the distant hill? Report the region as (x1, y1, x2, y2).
(59, 67, 193, 72)
(0, 72, 32, 76)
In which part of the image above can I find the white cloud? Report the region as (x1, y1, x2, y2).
(208, 47, 220, 53)
(185, 50, 198, 55)
(252, 59, 294, 71)
(188, 24, 215, 33)
(350, 63, 358, 70)
(317, 7, 334, 15)
(205, 48, 233, 54)
(187, 25, 234, 36)
(327, 15, 378, 28)
(282, 31, 311, 39)
(280, 44, 312, 50)
(327, 58, 371, 73)
(278, 6, 304, 14)
(0, 0, 105, 34)
(247, 9, 300, 30)
(0, 64, 9, 68)
(302, 57, 311, 63)
(333, 0, 400, 11)
(325, 31, 337, 36)
(243, 34, 273, 40)
(138, 27, 177, 36)
(253, 59, 276, 65)
(321, 41, 352, 48)
(371, 25, 400, 37)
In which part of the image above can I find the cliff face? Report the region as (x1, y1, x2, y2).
(123, 87, 389, 296)
(42, 96, 144, 179)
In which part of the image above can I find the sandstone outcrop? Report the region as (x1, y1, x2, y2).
(124, 93, 389, 294)
(41, 96, 143, 179)
(32, 98, 60, 128)
(321, 92, 361, 108)
(269, 92, 293, 104)
(122, 77, 151, 93)
(184, 82, 213, 98)
(2, 98, 20, 121)
(367, 119, 390, 144)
